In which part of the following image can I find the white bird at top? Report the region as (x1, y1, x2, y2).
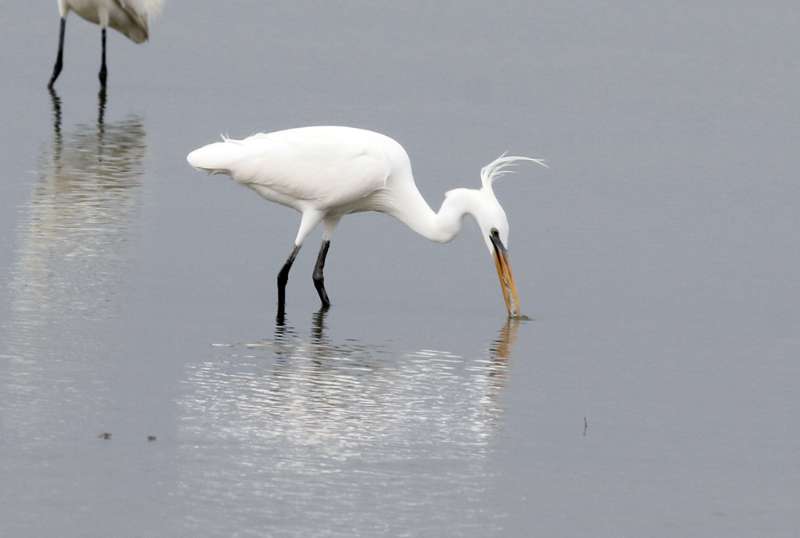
(48, 0, 163, 88)
(186, 126, 547, 318)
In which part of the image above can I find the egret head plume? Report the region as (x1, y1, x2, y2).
(469, 152, 548, 251)
(480, 153, 548, 194)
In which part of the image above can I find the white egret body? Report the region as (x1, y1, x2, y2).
(48, 0, 163, 88)
(187, 126, 547, 317)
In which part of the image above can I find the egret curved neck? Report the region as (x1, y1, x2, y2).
(389, 186, 476, 244)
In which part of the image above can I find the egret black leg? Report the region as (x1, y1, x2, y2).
(312, 240, 331, 308)
(97, 86, 107, 128)
(277, 245, 301, 316)
(48, 18, 66, 89)
(98, 28, 108, 86)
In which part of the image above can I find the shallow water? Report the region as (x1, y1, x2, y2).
(1, 2, 800, 537)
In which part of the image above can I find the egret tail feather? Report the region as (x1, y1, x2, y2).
(186, 140, 246, 175)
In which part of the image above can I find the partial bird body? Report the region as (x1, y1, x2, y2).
(48, 0, 162, 87)
(190, 127, 398, 215)
(187, 126, 547, 317)
(57, 0, 161, 43)
(189, 127, 423, 246)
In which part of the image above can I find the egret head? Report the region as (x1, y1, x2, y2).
(474, 154, 548, 318)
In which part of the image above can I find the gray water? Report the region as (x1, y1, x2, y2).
(1, 2, 799, 536)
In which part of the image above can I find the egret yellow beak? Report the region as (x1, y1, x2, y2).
(490, 232, 521, 318)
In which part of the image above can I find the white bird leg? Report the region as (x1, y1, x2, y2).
(48, 18, 67, 89)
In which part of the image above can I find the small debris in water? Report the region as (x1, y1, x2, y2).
(583, 417, 588, 437)
(98, 432, 112, 440)
(147, 435, 157, 442)
(244, 341, 272, 348)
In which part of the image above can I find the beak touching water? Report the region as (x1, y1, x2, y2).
(490, 231, 521, 318)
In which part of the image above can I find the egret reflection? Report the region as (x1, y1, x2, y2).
(9, 89, 145, 322)
(175, 315, 522, 533)
(1, 90, 147, 441)
(182, 312, 519, 451)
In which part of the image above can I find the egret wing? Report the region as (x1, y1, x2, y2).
(230, 128, 391, 209)
(111, 0, 163, 42)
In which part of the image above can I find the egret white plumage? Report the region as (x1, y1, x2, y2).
(186, 126, 547, 317)
(48, 0, 163, 88)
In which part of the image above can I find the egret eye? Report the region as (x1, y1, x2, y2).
(490, 228, 500, 238)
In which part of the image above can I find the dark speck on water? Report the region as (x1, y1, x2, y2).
(97, 432, 111, 440)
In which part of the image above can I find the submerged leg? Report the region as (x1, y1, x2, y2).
(48, 18, 66, 89)
(277, 245, 301, 317)
(98, 28, 108, 86)
(312, 240, 332, 308)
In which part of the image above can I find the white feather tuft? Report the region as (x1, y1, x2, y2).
(480, 152, 548, 191)
(219, 134, 244, 145)
(119, 0, 164, 19)
(139, 0, 164, 18)
(148, 0, 164, 18)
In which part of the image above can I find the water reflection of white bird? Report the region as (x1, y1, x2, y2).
(187, 127, 547, 317)
(177, 314, 522, 534)
(48, 0, 163, 88)
(12, 90, 145, 320)
(1, 91, 146, 441)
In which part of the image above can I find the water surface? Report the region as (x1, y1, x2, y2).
(1, 2, 799, 536)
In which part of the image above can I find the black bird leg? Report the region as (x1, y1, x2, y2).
(48, 17, 66, 88)
(277, 245, 301, 317)
(312, 240, 331, 308)
(97, 85, 107, 129)
(98, 28, 108, 86)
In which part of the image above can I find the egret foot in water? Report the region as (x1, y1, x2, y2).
(312, 240, 332, 308)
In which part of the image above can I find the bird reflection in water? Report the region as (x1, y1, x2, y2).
(10, 89, 146, 322)
(1, 89, 147, 442)
(176, 312, 523, 534)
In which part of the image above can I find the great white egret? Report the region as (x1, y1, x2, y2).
(186, 126, 547, 317)
(47, 0, 163, 88)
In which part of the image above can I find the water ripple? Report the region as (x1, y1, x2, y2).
(175, 313, 522, 536)
(1, 90, 146, 445)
